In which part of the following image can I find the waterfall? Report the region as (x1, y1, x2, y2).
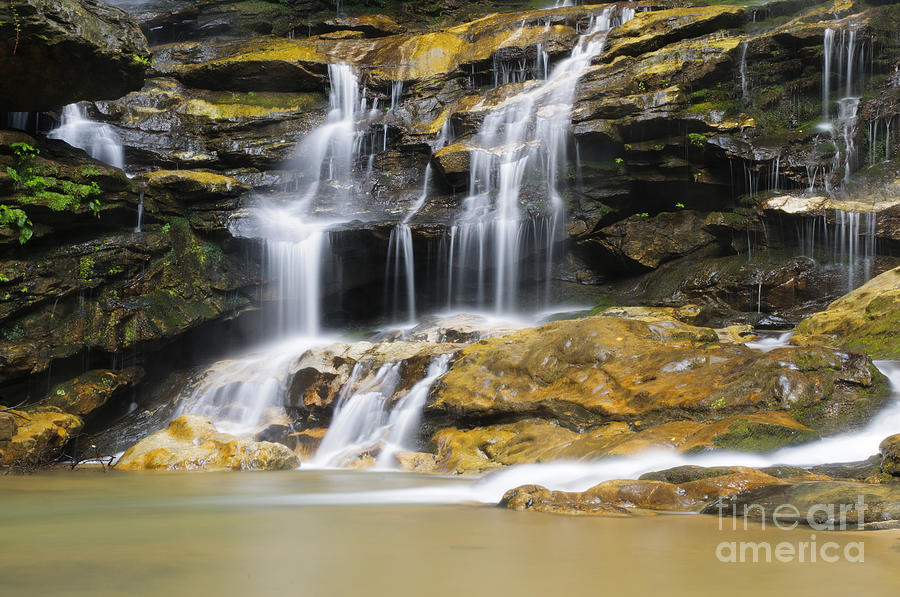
(7, 112, 29, 131)
(134, 186, 144, 233)
(444, 5, 634, 314)
(739, 41, 749, 100)
(48, 104, 124, 170)
(375, 354, 453, 468)
(795, 208, 877, 291)
(383, 122, 451, 322)
(820, 27, 867, 187)
(384, 224, 416, 323)
(311, 354, 452, 468)
(175, 336, 330, 437)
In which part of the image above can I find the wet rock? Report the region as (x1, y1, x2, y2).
(370, 313, 523, 344)
(590, 211, 717, 271)
(285, 340, 460, 426)
(639, 465, 772, 484)
(314, 14, 406, 38)
(428, 315, 888, 433)
(46, 367, 144, 416)
(809, 455, 884, 482)
(500, 484, 631, 516)
(0, 0, 149, 111)
(292, 427, 327, 460)
(701, 481, 900, 528)
(792, 267, 900, 359)
(620, 250, 896, 326)
(0, 406, 82, 467)
(134, 170, 247, 201)
(879, 434, 900, 477)
(432, 414, 819, 475)
(501, 470, 785, 515)
(116, 414, 299, 471)
(604, 6, 747, 60)
(93, 77, 326, 172)
(394, 451, 438, 474)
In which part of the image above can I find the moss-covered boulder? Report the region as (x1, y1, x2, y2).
(792, 267, 900, 359)
(880, 434, 900, 477)
(115, 414, 299, 471)
(0, 0, 149, 111)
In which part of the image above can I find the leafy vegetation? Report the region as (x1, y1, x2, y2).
(3, 142, 103, 244)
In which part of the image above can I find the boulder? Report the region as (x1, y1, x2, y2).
(792, 267, 900, 359)
(115, 414, 299, 471)
(0, 0, 149, 111)
(501, 469, 785, 515)
(590, 211, 717, 271)
(46, 367, 144, 416)
(0, 406, 82, 466)
(701, 481, 900, 528)
(880, 434, 900, 477)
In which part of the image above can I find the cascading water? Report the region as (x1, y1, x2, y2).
(310, 354, 452, 468)
(441, 6, 634, 314)
(181, 65, 376, 429)
(48, 104, 125, 170)
(384, 122, 451, 323)
(819, 27, 868, 188)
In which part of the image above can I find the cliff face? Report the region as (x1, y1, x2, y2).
(1, 0, 899, 466)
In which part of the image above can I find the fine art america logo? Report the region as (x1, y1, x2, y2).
(713, 496, 867, 563)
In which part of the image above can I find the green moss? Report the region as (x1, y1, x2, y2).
(712, 418, 820, 453)
(78, 256, 95, 281)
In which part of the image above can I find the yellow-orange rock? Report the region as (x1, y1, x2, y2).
(116, 415, 299, 471)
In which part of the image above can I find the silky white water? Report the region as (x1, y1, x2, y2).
(310, 354, 453, 468)
(49, 104, 125, 170)
(444, 6, 635, 314)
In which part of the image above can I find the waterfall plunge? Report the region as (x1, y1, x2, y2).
(49, 104, 125, 170)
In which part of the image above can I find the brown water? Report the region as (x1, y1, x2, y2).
(2, 470, 899, 596)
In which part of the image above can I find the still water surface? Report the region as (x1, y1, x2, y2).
(1, 470, 899, 596)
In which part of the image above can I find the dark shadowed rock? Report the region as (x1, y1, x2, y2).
(0, 0, 149, 110)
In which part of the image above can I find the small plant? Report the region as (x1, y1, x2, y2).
(623, 143, 632, 151)
(675, 202, 685, 209)
(614, 157, 623, 165)
(0, 204, 33, 244)
(639, 212, 650, 218)
(637, 81, 646, 93)
(688, 133, 707, 148)
(132, 54, 152, 66)
(653, 144, 664, 151)
(8, 0, 21, 54)
(78, 256, 95, 280)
